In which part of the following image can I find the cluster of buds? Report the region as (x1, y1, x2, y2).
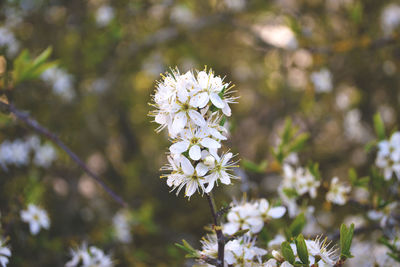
(150, 68, 238, 198)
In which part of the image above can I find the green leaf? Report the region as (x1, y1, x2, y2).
(288, 133, 309, 153)
(281, 241, 295, 264)
(242, 159, 268, 173)
(13, 47, 57, 85)
(340, 223, 355, 259)
(175, 239, 199, 258)
(282, 118, 293, 145)
(295, 234, 309, 265)
(373, 112, 386, 140)
(288, 213, 306, 238)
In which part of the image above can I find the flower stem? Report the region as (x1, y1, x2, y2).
(206, 193, 225, 267)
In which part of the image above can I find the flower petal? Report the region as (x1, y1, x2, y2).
(268, 207, 286, 219)
(195, 162, 209, 177)
(189, 145, 201, 160)
(210, 93, 225, 108)
(180, 156, 194, 175)
(188, 110, 206, 126)
(200, 137, 221, 149)
(170, 141, 190, 154)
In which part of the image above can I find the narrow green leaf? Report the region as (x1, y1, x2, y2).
(373, 112, 386, 140)
(281, 241, 295, 264)
(295, 234, 309, 265)
(289, 213, 306, 238)
(288, 133, 309, 153)
(242, 159, 268, 173)
(282, 118, 293, 145)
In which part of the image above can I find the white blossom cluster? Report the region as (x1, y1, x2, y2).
(279, 164, 320, 218)
(326, 177, 351, 206)
(41, 67, 75, 101)
(112, 210, 132, 244)
(20, 204, 50, 235)
(0, 237, 11, 267)
(223, 198, 286, 236)
(270, 236, 338, 267)
(198, 234, 267, 266)
(151, 68, 238, 198)
(65, 243, 113, 267)
(376, 131, 400, 180)
(0, 136, 57, 169)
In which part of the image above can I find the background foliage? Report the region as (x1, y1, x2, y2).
(1, 0, 400, 266)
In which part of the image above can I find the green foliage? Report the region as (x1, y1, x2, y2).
(12, 47, 57, 86)
(281, 241, 295, 264)
(307, 162, 321, 180)
(295, 234, 309, 265)
(348, 168, 369, 188)
(175, 239, 199, 259)
(285, 213, 306, 239)
(241, 159, 268, 173)
(373, 112, 386, 141)
(340, 223, 355, 259)
(273, 118, 309, 164)
(378, 237, 400, 262)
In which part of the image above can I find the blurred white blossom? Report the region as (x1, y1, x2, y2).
(112, 210, 132, 244)
(0, 237, 11, 267)
(96, 5, 115, 27)
(66, 243, 113, 267)
(310, 68, 333, 93)
(41, 67, 75, 101)
(20, 204, 50, 235)
(326, 177, 351, 205)
(376, 132, 400, 180)
(381, 4, 400, 36)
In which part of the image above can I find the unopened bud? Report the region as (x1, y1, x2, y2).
(272, 250, 284, 261)
(204, 155, 215, 167)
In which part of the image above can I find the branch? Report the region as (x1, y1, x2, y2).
(0, 101, 128, 207)
(206, 193, 225, 267)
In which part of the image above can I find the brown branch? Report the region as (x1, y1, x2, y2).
(206, 193, 225, 267)
(0, 101, 128, 207)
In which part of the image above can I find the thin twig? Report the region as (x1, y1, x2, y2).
(206, 193, 225, 267)
(0, 101, 127, 207)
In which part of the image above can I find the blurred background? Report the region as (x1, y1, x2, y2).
(0, 0, 400, 266)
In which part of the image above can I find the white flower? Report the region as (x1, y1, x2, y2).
(169, 128, 221, 160)
(66, 243, 113, 267)
(41, 67, 75, 101)
(0, 27, 20, 57)
(224, 236, 267, 266)
(96, 5, 115, 27)
(305, 236, 338, 266)
(0, 140, 30, 166)
(326, 177, 351, 205)
(253, 24, 298, 50)
(112, 210, 132, 244)
(20, 204, 50, 235)
(256, 199, 286, 221)
(310, 68, 333, 93)
(367, 202, 397, 228)
(381, 4, 400, 35)
(376, 132, 400, 180)
(33, 144, 57, 168)
(164, 155, 208, 198)
(223, 202, 263, 235)
(280, 164, 320, 199)
(263, 258, 278, 267)
(204, 151, 238, 193)
(0, 238, 11, 267)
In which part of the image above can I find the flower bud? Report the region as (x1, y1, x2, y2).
(203, 155, 215, 168)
